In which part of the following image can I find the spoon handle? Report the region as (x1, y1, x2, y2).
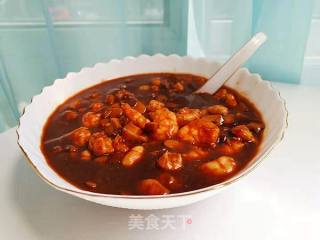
(196, 32, 267, 94)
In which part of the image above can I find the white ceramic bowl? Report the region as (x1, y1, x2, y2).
(17, 54, 287, 209)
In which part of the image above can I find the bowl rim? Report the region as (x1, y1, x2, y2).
(16, 54, 288, 199)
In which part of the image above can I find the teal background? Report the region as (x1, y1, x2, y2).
(192, 0, 315, 83)
(0, 0, 188, 132)
(0, 0, 318, 132)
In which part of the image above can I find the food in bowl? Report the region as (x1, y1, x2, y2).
(41, 73, 265, 195)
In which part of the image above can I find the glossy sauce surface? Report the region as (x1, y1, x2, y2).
(41, 73, 264, 195)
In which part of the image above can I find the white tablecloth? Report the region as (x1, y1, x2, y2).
(1, 83, 319, 240)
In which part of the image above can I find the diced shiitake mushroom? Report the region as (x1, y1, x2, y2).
(110, 118, 122, 130)
(137, 179, 170, 195)
(106, 94, 115, 105)
(200, 156, 236, 176)
(123, 122, 148, 142)
(100, 119, 112, 134)
(108, 107, 123, 118)
(122, 146, 144, 167)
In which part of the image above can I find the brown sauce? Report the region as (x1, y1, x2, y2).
(41, 73, 264, 195)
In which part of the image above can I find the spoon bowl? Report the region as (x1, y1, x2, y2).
(196, 32, 267, 94)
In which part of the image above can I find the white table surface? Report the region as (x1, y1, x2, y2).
(1, 82, 320, 240)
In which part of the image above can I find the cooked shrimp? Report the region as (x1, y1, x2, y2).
(110, 118, 122, 130)
(137, 179, 170, 195)
(90, 102, 104, 112)
(201, 114, 224, 126)
(147, 100, 164, 112)
(113, 135, 130, 153)
(182, 146, 209, 161)
(207, 105, 228, 115)
(213, 89, 237, 107)
(218, 140, 245, 155)
(178, 119, 220, 146)
(163, 139, 185, 151)
(200, 156, 236, 176)
(231, 125, 256, 142)
(214, 88, 228, 100)
(88, 132, 114, 156)
(157, 151, 183, 171)
(70, 127, 91, 146)
(225, 93, 237, 107)
(150, 108, 179, 140)
(176, 107, 202, 126)
(123, 122, 148, 142)
(82, 112, 101, 128)
(122, 103, 150, 128)
(151, 78, 161, 86)
(122, 146, 144, 167)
